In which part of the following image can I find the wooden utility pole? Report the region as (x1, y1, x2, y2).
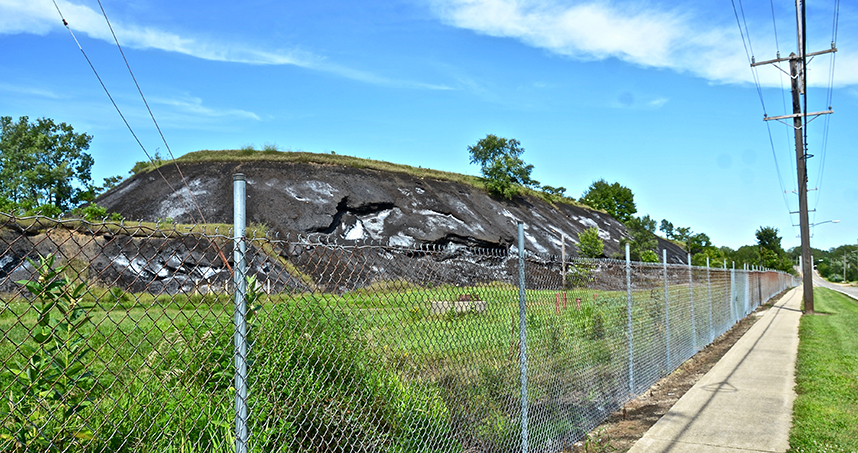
(750, 0, 835, 314)
(791, 54, 815, 313)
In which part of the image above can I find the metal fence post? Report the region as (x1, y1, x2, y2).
(233, 173, 249, 453)
(742, 264, 751, 318)
(662, 249, 670, 372)
(626, 243, 634, 395)
(707, 257, 713, 344)
(730, 262, 736, 324)
(688, 253, 696, 352)
(517, 222, 528, 453)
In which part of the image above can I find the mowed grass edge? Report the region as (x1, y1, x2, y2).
(789, 287, 858, 452)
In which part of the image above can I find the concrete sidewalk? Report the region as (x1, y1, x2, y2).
(628, 286, 803, 453)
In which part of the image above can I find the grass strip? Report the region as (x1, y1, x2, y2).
(133, 149, 591, 209)
(789, 287, 858, 452)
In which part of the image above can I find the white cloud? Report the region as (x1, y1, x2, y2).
(0, 0, 450, 89)
(428, 0, 856, 87)
(0, 82, 61, 98)
(0, 0, 320, 66)
(151, 95, 261, 121)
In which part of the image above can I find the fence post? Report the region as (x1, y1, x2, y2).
(517, 222, 528, 453)
(688, 253, 696, 352)
(233, 173, 249, 453)
(707, 257, 713, 344)
(662, 249, 670, 372)
(626, 243, 634, 395)
(730, 262, 736, 324)
(742, 264, 751, 318)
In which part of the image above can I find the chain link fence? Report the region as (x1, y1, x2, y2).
(0, 204, 797, 452)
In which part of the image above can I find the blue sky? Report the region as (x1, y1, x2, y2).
(1, 0, 855, 252)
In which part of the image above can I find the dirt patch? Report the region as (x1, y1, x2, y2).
(566, 289, 790, 452)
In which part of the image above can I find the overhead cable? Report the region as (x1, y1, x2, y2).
(49, 0, 197, 221)
(95, 0, 209, 225)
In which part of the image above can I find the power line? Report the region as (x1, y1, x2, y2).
(732, 0, 768, 113)
(94, 0, 209, 225)
(748, 0, 838, 314)
(49, 0, 197, 221)
(732, 0, 796, 231)
(811, 0, 840, 219)
(770, 0, 799, 197)
(52, 0, 235, 277)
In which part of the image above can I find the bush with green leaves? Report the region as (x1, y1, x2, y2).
(577, 227, 604, 259)
(566, 261, 596, 289)
(640, 250, 660, 263)
(619, 216, 659, 261)
(247, 305, 458, 452)
(2, 254, 95, 451)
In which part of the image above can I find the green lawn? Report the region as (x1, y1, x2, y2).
(789, 287, 858, 452)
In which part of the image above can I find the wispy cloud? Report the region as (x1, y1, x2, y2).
(0, 82, 62, 98)
(151, 95, 261, 121)
(0, 0, 321, 65)
(0, 0, 450, 89)
(427, 0, 856, 87)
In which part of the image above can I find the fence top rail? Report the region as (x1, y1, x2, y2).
(0, 212, 798, 278)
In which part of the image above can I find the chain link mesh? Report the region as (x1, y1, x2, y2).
(0, 215, 798, 452)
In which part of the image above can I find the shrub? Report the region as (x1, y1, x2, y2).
(577, 227, 604, 258)
(3, 254, 95, 451)
(247, 304, 458, 451)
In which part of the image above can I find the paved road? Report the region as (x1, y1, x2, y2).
(811, 271, 858, 300)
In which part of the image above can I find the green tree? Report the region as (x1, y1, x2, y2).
(731, 245, 761, 268)
(540, 185, 567, 203)
(691, 246, 727, 267)
(620, 216, 658, 261)
(468, 134, 538, 199)
(640, 214, 657, 234)
(755, 226, 783, 252)
(100, 175, 124, 192)
(755, 226, 793, 273)
(579, 179, 637, 223)
(687, 232, 711, 256)
(0, 116, 95, 212)
(660, 219, 675, 239)
(577, 227, 604, 258)
(673, 226, 692, 244)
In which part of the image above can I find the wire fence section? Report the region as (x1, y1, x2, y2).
(0, 215, 797, 453)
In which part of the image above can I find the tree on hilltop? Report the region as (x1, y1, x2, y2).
(620, 216, 659, 262)
(468, 134, 539, 199)
(579, 179, 637, 223)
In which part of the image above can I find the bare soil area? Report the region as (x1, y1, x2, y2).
(567, 289, 789, 452)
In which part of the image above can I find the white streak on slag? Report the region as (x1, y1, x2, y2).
(283, 180, 338, 203)
(524, 232, 548, 254)
(344, 220, 366, 241)
(158, 179, 208, 220)
(361, 209, 397, 239)
(389, 233, 414, 248)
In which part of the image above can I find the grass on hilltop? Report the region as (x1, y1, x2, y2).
(788, 287, 858, 453)
(128, 147, 591, 209)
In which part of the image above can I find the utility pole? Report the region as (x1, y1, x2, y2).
(750, 0, 836, 314)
